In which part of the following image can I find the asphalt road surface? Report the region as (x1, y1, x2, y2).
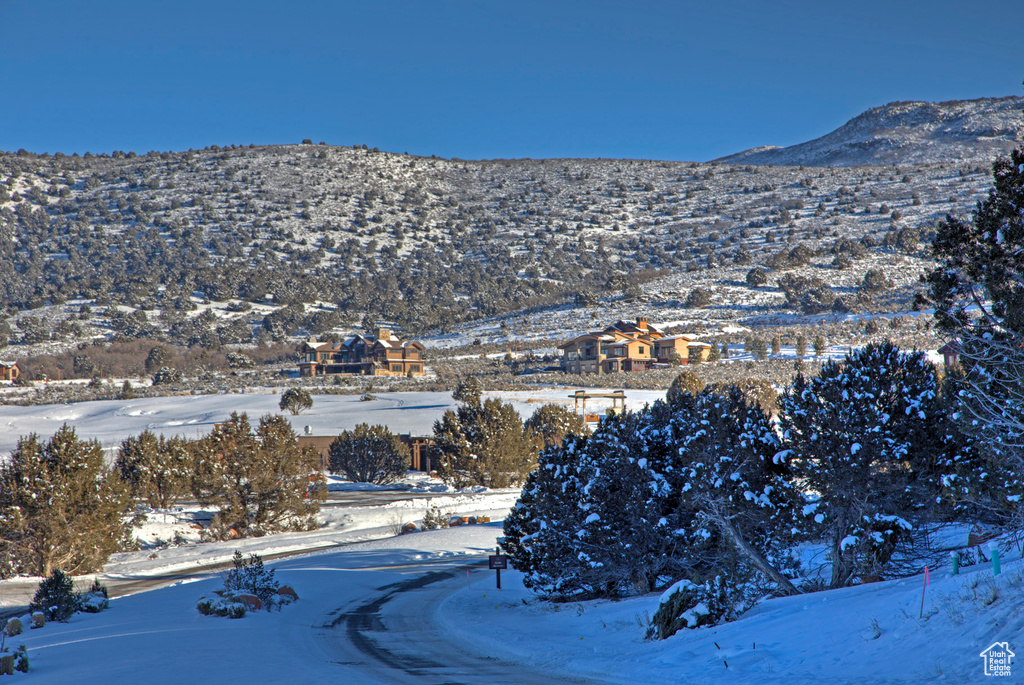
(315, 560, 613, 685)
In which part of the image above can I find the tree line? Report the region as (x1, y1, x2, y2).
(0, 412, 325, 578)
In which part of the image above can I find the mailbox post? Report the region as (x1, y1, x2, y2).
(488, 546, 507, 589)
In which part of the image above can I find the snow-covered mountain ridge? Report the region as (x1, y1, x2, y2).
(717, 96, 1023, 167)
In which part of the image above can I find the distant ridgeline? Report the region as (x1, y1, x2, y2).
(715, 96, 1023, 167)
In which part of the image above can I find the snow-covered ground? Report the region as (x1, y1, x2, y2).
(0, 388, 669, 457)
(3, 387, 1019, 682)
(6, 519, 1020, 684)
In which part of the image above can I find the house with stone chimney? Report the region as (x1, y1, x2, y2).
(558, 317, 710, 374)
(298, 327, 425, 377)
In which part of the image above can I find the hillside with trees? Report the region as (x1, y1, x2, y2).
(0, 96, 1016, 359)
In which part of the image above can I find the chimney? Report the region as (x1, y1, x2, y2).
(637, 317, 648, 331)
(375, 326, 392, 341)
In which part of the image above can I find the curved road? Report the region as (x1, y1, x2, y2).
(315, 560, 611, 685)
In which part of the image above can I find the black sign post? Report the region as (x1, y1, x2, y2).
(489, 547, 507, 590)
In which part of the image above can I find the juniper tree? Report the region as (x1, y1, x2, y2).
(0, 425, 131, 577)
(523, 404, 585, 450)
(778, 343, 952, 587)
(190, 413, 325, 535)
(433, 390, 540, 488)
(115, 430, 192, 509)
(926, 145, 1024, 518)
(279, 387, 313, 415)
(328, 423, 409, 484)
(677, 388, 800, 594)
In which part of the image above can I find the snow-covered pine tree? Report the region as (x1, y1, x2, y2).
(926, 145, 1024, 524)
(115, 430, 192, 509)
(567, 403, 698, 598)
(327, 423, 410, 484)
(677, 387, 800, 595)
(190, 413, 325, 536)
(503, 433, 589, 596)
(778, 342, 950, 587)
(524, 403, 585, 450)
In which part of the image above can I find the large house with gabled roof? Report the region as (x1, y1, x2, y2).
(558, 317, 710, 374)
(298, 327, 425, 377)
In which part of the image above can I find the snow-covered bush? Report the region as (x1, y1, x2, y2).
(506, 389, 799, 602)
(223, 551, 279, 609)
(779, 342, 957, 587)
(196, 595, 247, 619)
(3, 618, 21, 638)
(328, 423, 410, 484)
(198, 552, 297, 618)
(78, 579, 110, 613)
(649, 575, 763, 639)
(421, 505, 452, 530)
(29, 570, 79, 622)
(0, 643, 29, 675)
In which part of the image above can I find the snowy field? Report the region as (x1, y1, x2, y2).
(0, 388, 669, 457)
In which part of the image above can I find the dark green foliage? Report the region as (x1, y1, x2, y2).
(224, 551, 279, 608)
(778, 342, 954, 587)
(860, 268, 892, 293)
(0, 426, 131, 577)
(778, 273, 835, 313)
(506, 389, 797, 602)
(151, 366, 183, 385)
(328, 424, 409, 484)
(279, 387, 313, 415)
(30, 570, 79, 622)
(79, 578, 110, 613)
(434, 391, 540, 488)
(190, 413, 325, 536)
(666, 370, 705, 405)
(685, 287, 711, 307)
(523, 404, 585, 449)
(649, 576, 762, 639)
(115, 430, 191, 508)
(926, 147, 1024, 507)
(745, 267, 768, 287)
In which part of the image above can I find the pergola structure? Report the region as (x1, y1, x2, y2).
(569, 390, 627, 426)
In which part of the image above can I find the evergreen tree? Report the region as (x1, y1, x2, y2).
(0, 425, 131, 577)
(666, 369, 705, 405)
(524, 404, 585, 449)
(434, 396, 540, 488)
(926, 145, 1024, 509)
(190, 413, 325, 535)
(778, 343, 951, 587)
(115, 430, 191, 509)
(677, 388, 800, 594)
(279, 388, 313, 415)
(328, 423, 409, 484)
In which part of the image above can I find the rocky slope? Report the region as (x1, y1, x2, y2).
(717, 96, 1023, 167)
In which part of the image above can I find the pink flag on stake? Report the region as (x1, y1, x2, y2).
(919, 566, 930, 618)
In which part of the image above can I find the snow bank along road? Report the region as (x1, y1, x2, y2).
(9, 524, 608, 684)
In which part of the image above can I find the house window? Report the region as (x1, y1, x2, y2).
(410, 364, 421, 373)
(638, 345, 645, 354)
(391, 364, 402, 372)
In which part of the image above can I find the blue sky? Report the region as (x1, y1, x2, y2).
(2, 1, 1021, 161)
